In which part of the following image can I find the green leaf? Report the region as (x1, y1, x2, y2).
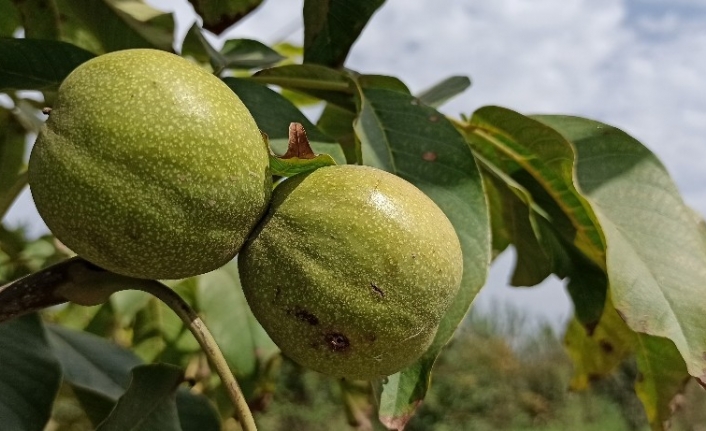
(0, 37, 95, 92)
(377, 360, 431, 429)
(180, 23, 221, 65)
(47, 323, 142, 400)
(316, 102, 359, 163)
(182, 24, 282, 71)
(252, 64, 355, 110)
(475, 156, 556, 284)
(175, 390, 221, 431)
(11, 0, 60, 39)
(0, 313, 62, 431)
(417, 75, 471, 108)
(96, 364, 184, 431)
(303, 0, 385, 67)
(223, 77, 326, 142)
(356, 74, 410, 94)
(635, 335, 690, 431)
(0, 108, 26, 220)
(340, 380, 374, 429)
(482, 176, 512, 258)
(466, 107, 606, 269)
(269, 152, 337, 177)
(462, 111, 607, 324)
(110, 289, 151, 327)
(55, 0, 175, 53)
(195, 261, 279, 394)
(131, 282, 200, 363)
(187, 0, 262, 35)
(352, 87, 490, 427)
(0, 0, 20, 37)
(47, 323, 219, 429)
(563, 298, 636, 390)
(536, 115, 706, 385)
(223, 77, 346, 165)
(219, 38, 284, 69)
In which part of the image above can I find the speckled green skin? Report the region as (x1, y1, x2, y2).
(239, 165, 463, 380)
(29, 49, 271, 279)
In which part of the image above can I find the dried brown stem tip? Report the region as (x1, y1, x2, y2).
(282, 122, 316, 159)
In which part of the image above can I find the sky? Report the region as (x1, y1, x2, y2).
(6, 0, 706, 330)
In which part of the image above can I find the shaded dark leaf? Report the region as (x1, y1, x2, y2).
(0, 37, 95, 92)
(180, 23, 220, 65)
(316, 102, 359, 163)
(11, 0, 60, 39)
(0, 313, 61, 431)
(175, 390, 221, 431)
(224, 77, 330, 142)
(188, 0, 262, 35)
(303, 0, 385, 67)
(224, 77, 346, 164)
(0, 0, 20, 37)
(95, 364, 184, 431)
(0, 107, 26, 219)
(55, 0, 174, 53)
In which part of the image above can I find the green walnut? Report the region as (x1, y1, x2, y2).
(239, 165, 463, 380)
(28, 49, 271, 279)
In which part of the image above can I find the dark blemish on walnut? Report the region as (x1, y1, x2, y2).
(599, 339, 614, 354)
(370, 282, 385, 298)
(326, 332, 349, 352)
(126, 224, 142, 240)
(286, 307, 319, 326)
(292, 308, 319, 326)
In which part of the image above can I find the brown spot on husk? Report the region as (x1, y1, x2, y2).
(291, 307, 319, 326)
(599, 340, 614, 354)
(370, 282, 384, 298)
(326, 332, 349, 352)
